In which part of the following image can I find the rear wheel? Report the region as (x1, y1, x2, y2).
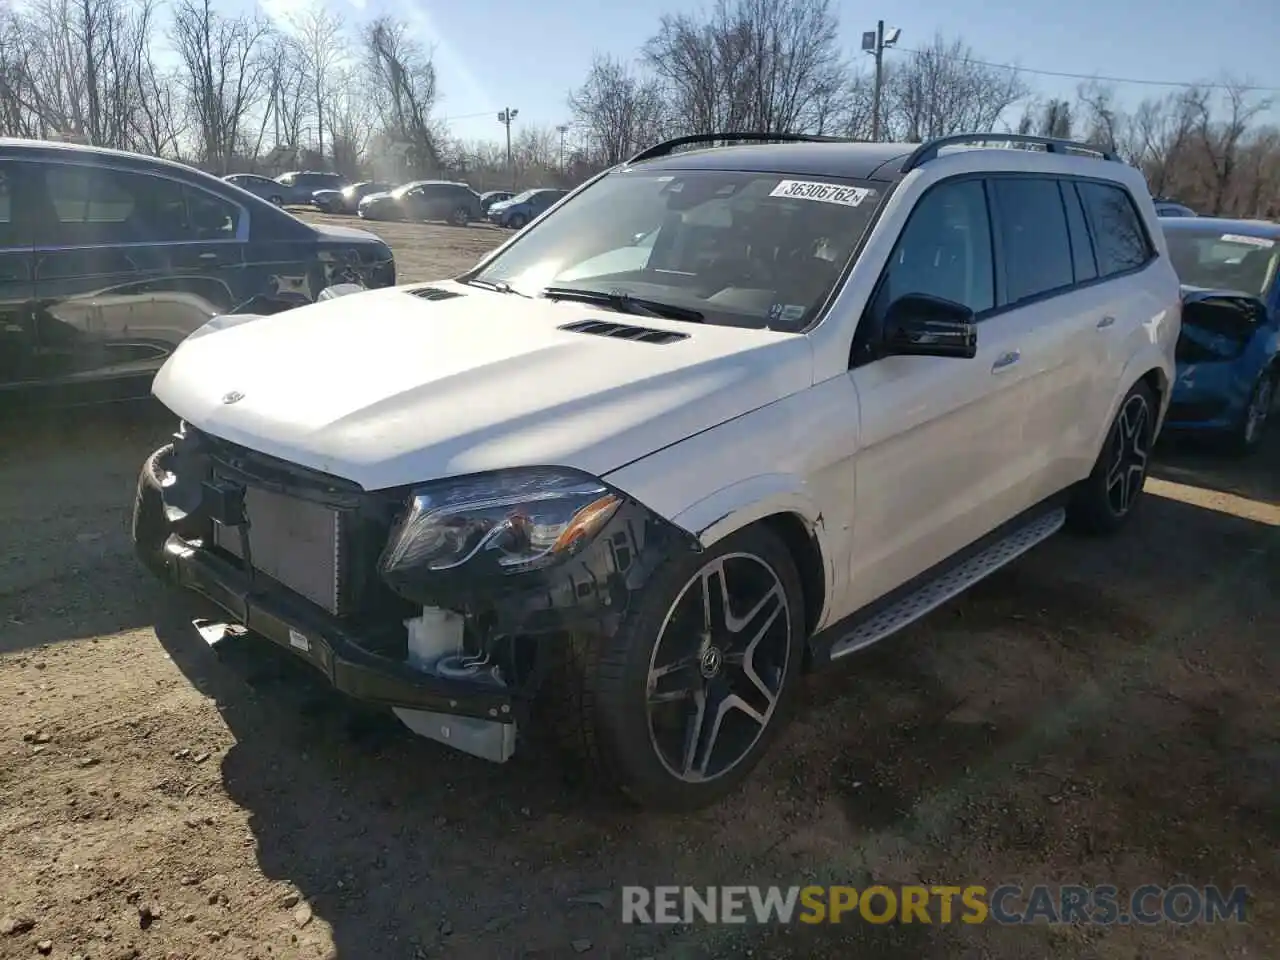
(269, 195, 284, 206)
(1067, 381, 1155, 535)
(449, 206, 471, 226)
(546, 524, 806, 811)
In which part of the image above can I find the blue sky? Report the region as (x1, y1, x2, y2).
(251, 0, 1280, 145)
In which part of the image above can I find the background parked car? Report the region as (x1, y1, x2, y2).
(274, 170, 348, 206)
(223, 173, 286, 206)
(1161, 217, 1280, 451)
(357, 180, 483, 225)
(324, 180, 393, 215)
(486, 188, 568, 228)
(1154, 197, 1197, 217)
(0, 139, 395, 403)
(479, 190, 514, 213)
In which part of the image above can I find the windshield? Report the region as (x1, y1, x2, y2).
(508, 190, 538, 203)
(469, 169, 883, 330)
(391, 182, 422, 198)
(1164, 227, 1279, 297)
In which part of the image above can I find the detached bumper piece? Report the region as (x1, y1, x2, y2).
(131, 442, 517, 762)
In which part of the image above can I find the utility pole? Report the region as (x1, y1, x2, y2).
(556, 124, 568, 170)
(497, 107, 519, 189)
(862, 21, 900, 141)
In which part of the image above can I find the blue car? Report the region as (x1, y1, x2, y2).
(1161, 217, 1280, 452)
(486, 188, 567, 229)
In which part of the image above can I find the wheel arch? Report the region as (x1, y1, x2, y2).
(1089, 360, 1171, 461)
(667, 480, 833, 640)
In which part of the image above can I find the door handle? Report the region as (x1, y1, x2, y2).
(1097, 315, 1116, 328)
(991, 350, 1020, 372)
(198, 252, 219, 261)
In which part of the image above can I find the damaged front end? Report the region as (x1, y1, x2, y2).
(131, 424, 699, 763)
(1169, 287, 1275, 427)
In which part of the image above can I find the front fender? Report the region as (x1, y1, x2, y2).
(670, 474, 824, 548)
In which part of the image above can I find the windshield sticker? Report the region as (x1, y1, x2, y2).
(768, 303, 808, 324)
(1220, 234, 1275, 248)
(770, 180, 873, 207)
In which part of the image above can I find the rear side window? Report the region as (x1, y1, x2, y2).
(990, 177, 1074, 304)
(1061, 181, 1098, 283)
(1077, 182, 1153, 276)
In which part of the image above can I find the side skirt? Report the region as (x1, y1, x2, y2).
(809, 501, 1067, 665)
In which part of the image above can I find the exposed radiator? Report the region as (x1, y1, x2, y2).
(212, 487, 344, 614)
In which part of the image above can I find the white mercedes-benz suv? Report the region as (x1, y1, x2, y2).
(133, 132, 1181, 811)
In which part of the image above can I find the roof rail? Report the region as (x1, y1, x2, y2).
(900, 133, 1120, 174)
(626, 132, 854, 165)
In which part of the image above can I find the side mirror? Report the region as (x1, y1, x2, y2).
(881, 293, 977, 359)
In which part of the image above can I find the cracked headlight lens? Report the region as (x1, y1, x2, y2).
(378, 468, 622, 578)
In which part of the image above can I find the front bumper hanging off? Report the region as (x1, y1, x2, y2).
(130, 437, 697, 763)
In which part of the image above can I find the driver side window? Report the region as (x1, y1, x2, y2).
(853, 178, 994, 366)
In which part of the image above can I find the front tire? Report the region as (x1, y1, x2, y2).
(547, 524, 806, 812)
(269, 195, 284, 207)
(1067, 381, 1156, 535)
(507, 213, 527, 229)
(1229, 368, 1275, 455)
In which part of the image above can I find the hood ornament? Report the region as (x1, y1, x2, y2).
(221, 390, 245, 405)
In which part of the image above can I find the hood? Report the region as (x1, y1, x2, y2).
(152, 283, 814, 491)
(310, 222, 385, 245)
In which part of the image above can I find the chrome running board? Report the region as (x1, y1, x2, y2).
(829, 507, 1066, 660)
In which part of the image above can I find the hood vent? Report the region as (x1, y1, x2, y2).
(407, 286, 465, 301)
(559, 318, 688, 345)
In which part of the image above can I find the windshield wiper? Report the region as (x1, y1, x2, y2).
(541, 286, 704, 323)
(462, 277, 531, 297)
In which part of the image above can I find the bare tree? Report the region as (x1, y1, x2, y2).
(1127, 87, 1209, 197)
(1198, 79, 1273, 215)
(169, 0, 272, 172)
(1017, 98, 1073, 139)
(363, 16, 439, 174)
(326, 66, 375, 176)
(291, 1, 344, 161)
(567, 54, 667, 165)
(883, 34, 1029, 141)
(641, 0, 850, 134)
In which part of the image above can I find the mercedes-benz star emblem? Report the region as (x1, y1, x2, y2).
(221, 391, 245, 405)
(699, 646, 724, 679)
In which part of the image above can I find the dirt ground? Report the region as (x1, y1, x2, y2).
(1, 212, 1277, 960)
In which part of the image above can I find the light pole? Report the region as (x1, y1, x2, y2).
(556, 124, 568, 170)
(861, 22, 900, 142)
(497, 107, 519, 188)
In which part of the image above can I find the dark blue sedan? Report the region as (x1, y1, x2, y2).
(1161, 217, 1280, 452)
(486, 188, 567, 229)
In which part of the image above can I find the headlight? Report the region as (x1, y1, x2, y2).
(378, 468, 622, 579)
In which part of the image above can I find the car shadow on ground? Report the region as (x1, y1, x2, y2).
(0, 398, 176, 656)
(148, 440, 1279, 958)
(1152, 429, 1280, 506)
